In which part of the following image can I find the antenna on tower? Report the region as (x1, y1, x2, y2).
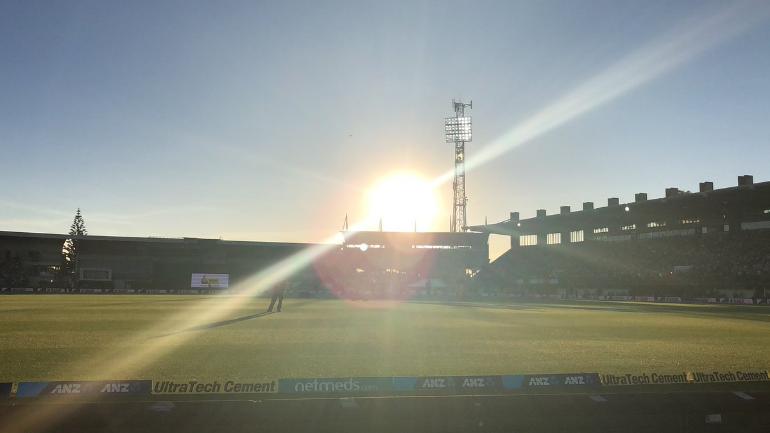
(342, 214, 349, 231)
(445, 99, 472, 232)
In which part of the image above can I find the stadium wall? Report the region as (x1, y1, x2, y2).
(0, 230, 490, 295)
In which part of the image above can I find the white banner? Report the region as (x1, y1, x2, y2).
(191, 273, 229, 289)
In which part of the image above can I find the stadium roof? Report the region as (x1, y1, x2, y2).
(0, 231, 315, 248)
(469, 177, 770, 236)
(341, 231, 488, 248)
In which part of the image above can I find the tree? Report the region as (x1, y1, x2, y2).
(61, 208, 87, 288)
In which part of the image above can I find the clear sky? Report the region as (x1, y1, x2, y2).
(2, 0, 770, 258)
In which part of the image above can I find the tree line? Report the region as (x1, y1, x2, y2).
(0, 209, 87, 288)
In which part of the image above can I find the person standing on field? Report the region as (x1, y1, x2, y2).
(267, 282, 287, 313)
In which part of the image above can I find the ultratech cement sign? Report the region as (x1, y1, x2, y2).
(688, 370, 769, 383)
(601, 373, 688, 386)
(601, 370, 770, 386)
(153, 380, 276, 394)
(16, 380, 151, 398)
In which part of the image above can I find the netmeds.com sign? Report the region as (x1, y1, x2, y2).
(279, 377, 392, 394)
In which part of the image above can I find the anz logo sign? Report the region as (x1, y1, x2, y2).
(527, 376, 555, 386)
(50, 383, 82, 394)
(564, 375, 586, 385)
(48, 381, 140, 395)
(420, 378, 449, 389)
(527, 375, 593, 387)
(100, 383, 133, 393)
(461, 378, 487, 388)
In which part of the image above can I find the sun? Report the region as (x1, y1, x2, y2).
(367, 172, 439, 232)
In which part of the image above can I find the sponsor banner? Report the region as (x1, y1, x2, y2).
(394, 376, 502, 393)
(524, 373, 600, 389)
(600, 373, 687, 386)
(688, 370, 769, 384)
(153, 380, 276, 395)
(279, 377, 393, 395)
(191, 273, 229, 289)
(16, 382, 48, 398)
(455, 376, 501, 392)
(600, 370, 770, 386)
(412, 376, 455, 392)
(0, 383, 11, 398)
(16, 380, 151, 398)
(279, 375, 602, 395)
(502, 375, 525, 390)
(391, 377, 418, 391)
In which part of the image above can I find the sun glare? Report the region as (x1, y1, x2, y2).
(367, 172, 439, 232)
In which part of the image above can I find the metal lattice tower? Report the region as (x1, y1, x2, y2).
(445, 99, 472, 232)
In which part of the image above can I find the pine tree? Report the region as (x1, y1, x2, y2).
(61, 208, 87, 288)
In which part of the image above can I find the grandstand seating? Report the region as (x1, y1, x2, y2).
(470, 176, 770, 300)
(482, 230, 770, 298)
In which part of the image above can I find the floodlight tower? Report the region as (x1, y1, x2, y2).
(445, 99, 472, 232)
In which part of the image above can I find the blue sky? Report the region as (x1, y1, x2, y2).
(2, 0, 770, 256)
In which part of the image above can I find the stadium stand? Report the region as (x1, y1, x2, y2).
(471, 176, 770, 302)
(2, 175, 769, 303)
(480, 231, 770, 298)
(318, 231, 489, 300)
(0, 230, 489, 298)
(0, 233, 321, 293)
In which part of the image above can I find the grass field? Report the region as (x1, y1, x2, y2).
(0, 295, 769, 383)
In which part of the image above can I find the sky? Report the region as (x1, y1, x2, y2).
(2, 0, 770, 259)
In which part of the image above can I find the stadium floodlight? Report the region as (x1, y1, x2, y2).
(445, 116, 472, 143)
(446, 99, 473, 233)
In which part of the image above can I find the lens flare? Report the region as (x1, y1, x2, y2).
(6, 3, 770, 432)
(367, 172, 439, 232)
(431, 0, 770, 189)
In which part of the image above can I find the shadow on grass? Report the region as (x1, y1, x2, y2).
(89, 297, 216, 308)
(510, 300, 770, 323)
(409, 299, 770, 323)
(149, 299, 319, 338)
(0, 296, 216, 316)
(152, 311, 275, 338)
(408, 300, 542, 312)
(553, 302, 770, 322)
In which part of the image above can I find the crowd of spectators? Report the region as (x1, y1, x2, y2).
(483, 230, 770, 298)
